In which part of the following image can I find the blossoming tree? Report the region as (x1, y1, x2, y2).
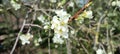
(0, 0, 120, 54)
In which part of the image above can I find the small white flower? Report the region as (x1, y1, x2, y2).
(55, 9, 68, 18)
(55, 45, 58, 48)
(34, 37, 42, 46)
(19, 33, 33, 45)
(38, 37, 42, 42)
(60, 15, 71, 24)
(20, 35, 30, 45)
(71, 30, 75, 34)
(85, 10, 93, 19)
(116, 1, 120, 7)
(51, 16, 60, 29)
(96, 49, 105, 54)
(108, 52, 112, 54)
(50, 0, 56, 3)
(61, 32, 68, 38)
(112, 1, 116, 6)
(69, 1, 74, 7)
(53, 34, 64, 44)
(10, 0, 21, 10)
(37, 15, 45, 23)
(44, 25, 49, 29)
(44, 21, 50, 25)
(0, 9, 3, 11)
(111, 1, 120, 7)
(34, 39, 39, 46)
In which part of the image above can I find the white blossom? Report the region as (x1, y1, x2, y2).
(51, 16, 60, 29)
(44, 25, 49, 29)
(71, 30, 75, 34)
(50, 0, 56, 3)
(10, 0, 21, 10)
(55, 45, 58, 48)
(69, 1, 74, 7)
(52, 34, 64, 44)
(38, 37, 42, 42)
(108, 52, 112, 54)
(19, 33, 33, 45)
(34, 39, 39, 46)
(37, 15, 50, 30)
(112, 1, 120, 7)
(51, 9, 71, 44)
(55, 9, 71, 18)
(76, 10, 93, 24)
(84, 10, 93, 19)
(96, 49, 105, 54)
(34, 37, 42, 46)
(112, 1, 116, 6)
(37, 15, 45, 23)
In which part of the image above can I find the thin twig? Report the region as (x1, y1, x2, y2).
(36, 8, 55, 12)
(80, 43, 89, 54)
(68, 0, 92, 22)
(25, 24, 42, 28)
(27, 0, 38, 33)
(94, 12, 107, 50)
(10, 10, 32, 54)
(10, 19, 26, 54)
(106, 18, 112, 53)
(40, 9, 51, 18)
(66, 39, 71, 54)
(48, 29, 51, 54)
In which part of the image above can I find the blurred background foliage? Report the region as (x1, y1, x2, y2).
(0, 0, 120, 54)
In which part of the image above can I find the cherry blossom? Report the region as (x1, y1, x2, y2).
(10, 0, 21, 10)
(51, 9, 71, 44)
(19, 33, 33, 45)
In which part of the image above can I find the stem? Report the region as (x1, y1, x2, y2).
(10, 10, 32, 54)
(10, 19, 26, 54)
(80, 43, 89, 54)
(66, 39, 71, 54)
(94, 12, 107, 50)
(48, 29, 51, 54)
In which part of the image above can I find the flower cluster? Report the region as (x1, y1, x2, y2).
(51, 9, 71, 44)
(10, 0, 21, 10)
(112, 1, 120, 7)
(76, 10, 93, 23)
(37, 15, 50, 29)
(19, 33, 33, 45)
(37, 15, 45, 23)
(80, 10, 93, 19)
(34, 37, 42, 46)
